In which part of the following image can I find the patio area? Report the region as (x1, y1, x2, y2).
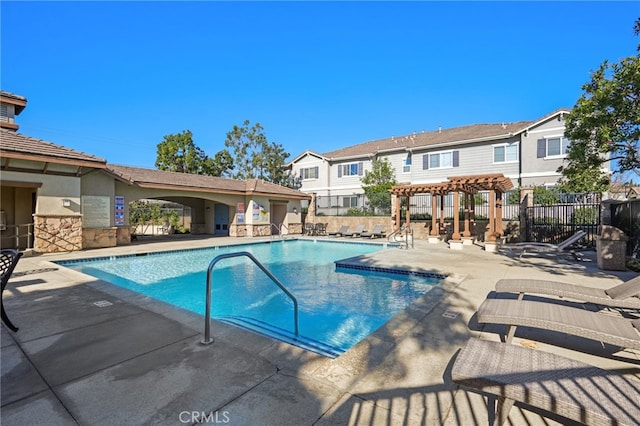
(2, 235, 639, 425)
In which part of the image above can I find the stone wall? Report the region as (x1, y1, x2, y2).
(34, 215, 83, 253)
(83, 227, 117, 249)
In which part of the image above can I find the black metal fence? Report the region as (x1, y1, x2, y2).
(609, 198, 640, 258)
(315, 194, 391, 216)
(315, 190, 521, 219)
(524, 195, 601, 248)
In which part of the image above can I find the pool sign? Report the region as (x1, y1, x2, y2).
(237, 203, 244, 224)
(115, 196, 125, 226)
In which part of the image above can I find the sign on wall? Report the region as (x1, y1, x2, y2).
(115, 196, 125, 226)
(237, 203, 245, 224)
(82, 196, 110, 228)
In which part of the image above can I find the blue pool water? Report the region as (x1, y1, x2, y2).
(58, 240, 442, 357)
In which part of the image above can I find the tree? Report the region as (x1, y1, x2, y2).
(361, 158, 397, 214)
(210, 150, 235, 177)
(559, 19, 640, 191)
(224, 120, 291, 182)
(155, 130, 214, 175)
(155, 130, 234, 177)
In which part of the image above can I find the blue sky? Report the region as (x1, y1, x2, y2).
(2, 1, 638, 169)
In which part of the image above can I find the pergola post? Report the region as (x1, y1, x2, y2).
(395, 195, 401, 230)
(463, 192, 471, 239)
(496, 190, 503, 239)
(450, 190, 463, 250)
(487, 188, 496, 242)
(439, 194, 445, 236)
(430, 194, 438, 236)
(405, 195, 411, 230)
(452, 191, 461, 240)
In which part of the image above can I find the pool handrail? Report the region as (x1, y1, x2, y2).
(201, 251, 299, 345)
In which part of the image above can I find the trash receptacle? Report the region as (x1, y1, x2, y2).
(596, 225, 628, 271)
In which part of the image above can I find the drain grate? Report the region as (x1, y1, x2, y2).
(93, 300, 113, 308)
(442, 310, 459, 319)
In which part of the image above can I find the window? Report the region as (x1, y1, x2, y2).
(403, 154, 411, 173)
(338, 162, 363, 177)
(300, 166, 318, 180)
(342, 196, 358, 208)
(422, 150, 459, 170)
(493, 143, 518, 163)
(537, 137, 570, 158)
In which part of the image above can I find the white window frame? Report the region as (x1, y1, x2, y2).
(403, 154, 411, 173)
(340, 163, 360, 177)
(429, 150, 454, 169)
(300, 167, 318, 180)
(342, 195, 358, 208)
(544, 136, 570, 158)
(493, 142, 519, 164)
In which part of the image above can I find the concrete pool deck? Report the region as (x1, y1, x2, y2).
(2, 235, 639, 425)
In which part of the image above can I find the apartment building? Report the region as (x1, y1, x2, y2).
(289, 109, 590, 209)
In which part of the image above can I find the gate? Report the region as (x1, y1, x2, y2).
(609, 199, 640, 258)
(524, 196, 600, 248)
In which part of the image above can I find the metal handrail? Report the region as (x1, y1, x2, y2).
(270, 222, 289, 238)
(201, 251, 299, 345)
(0, 224, 34, 250)
(388, 225, 414, 249)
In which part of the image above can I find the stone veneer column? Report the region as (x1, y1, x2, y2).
(34, 215, 83, 253)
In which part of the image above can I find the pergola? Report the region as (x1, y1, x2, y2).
(390, 173, 514, 244)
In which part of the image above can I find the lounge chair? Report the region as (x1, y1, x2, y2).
(327, 225, 349, 237)
(303, 222, 316, 236)
(1, 249, 23, 332)
(314, 222, 327, 236)
(451, 337, 640, 426)
(476, 298, 640, 350)
(361, 224, 386, 239)
(495, 275, 640, 309)
(345, 224, 366, 237)
(504, 230, 587, 259)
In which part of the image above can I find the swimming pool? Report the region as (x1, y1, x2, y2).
(57, 240, 442, 357)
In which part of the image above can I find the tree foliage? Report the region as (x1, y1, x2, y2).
(560, 18, 640, 191)
(155, 130, 227, 175)
(224, 120, 291, 183)
(361, 158, 397, 213)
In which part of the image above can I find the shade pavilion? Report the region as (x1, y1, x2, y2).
(390, 173, 514, 245)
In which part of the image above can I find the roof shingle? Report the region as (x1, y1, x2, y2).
(0, 129, 106, 166)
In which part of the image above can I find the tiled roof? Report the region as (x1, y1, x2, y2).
(107, 164, 311, 199)
(318, 109, 572, 161)
(0, 129, 106, 166)
(0, 91, 27, 115)
(322, 121, 534, 160)
(0, 91, 27, 103)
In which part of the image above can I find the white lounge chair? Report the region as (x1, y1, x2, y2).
(504, 230, 587, 259)
(327, 225, 349, 237)
(360, 224, 386, 239)
(346, 224, 366, 237)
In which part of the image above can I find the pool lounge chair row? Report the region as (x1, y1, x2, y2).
(451, 274, 640, 425)
(327, 224, 387, 239)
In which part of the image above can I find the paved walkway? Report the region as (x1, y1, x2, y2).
(2, 235, 639, 425)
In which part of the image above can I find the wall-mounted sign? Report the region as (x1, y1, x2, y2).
(115, 196, 125, 226)
(237, 203, 245, 224)
(82, 196, 110, 228)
